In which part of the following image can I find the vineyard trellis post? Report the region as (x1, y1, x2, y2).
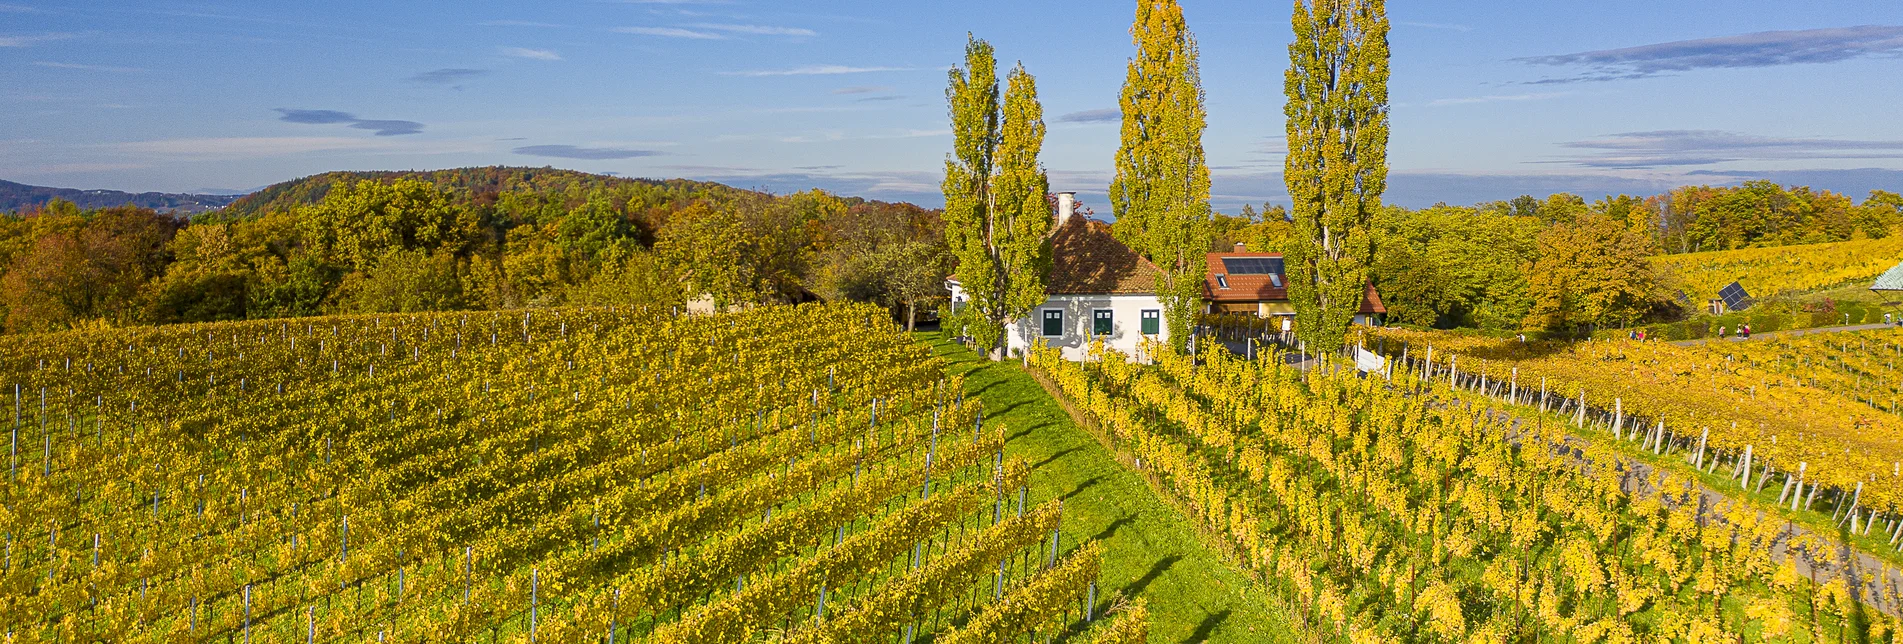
(1693, 427, 1709, 469)
(1612, 398, 1623, 440)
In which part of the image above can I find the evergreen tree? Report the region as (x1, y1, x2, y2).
(1109, 0, 1211, 353)
(1284, 0, 1390, 353)
(943, 37, 1052, 360)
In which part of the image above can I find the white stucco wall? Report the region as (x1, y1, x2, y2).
(949, 279, 1169, 361)
(1005, 294, 1169, 362)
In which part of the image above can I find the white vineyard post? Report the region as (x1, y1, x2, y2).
(1612, 399, 1623, 440)
(1780, 463, 1801, 505)
(1694, 427, 1709, 469)
(609, 587, 620, 644)
(1738, 445, 1753, 490)
(1509, 368, 1517, 404)
(1540, 378, 1547, 412)
(1086, 580, 1098, 621)
(1046, 522, 1062, 569)
(243, 584, 251, 644)
(1840, 482, 1866, 528)
(530, 567, 538, 643)
(9, 384, 18, 482)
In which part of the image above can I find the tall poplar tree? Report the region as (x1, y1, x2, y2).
(1109, 0, 1212, 353)
(1284, 0, 1390, 353)
(944, 37, 1052, 360)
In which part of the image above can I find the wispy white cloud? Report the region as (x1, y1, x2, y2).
(723, 65, 912, 77)
(0, 33, 74, 47)
(120, 137, 403, 159)
(501, 47, 562, 61)
(832, 85, 891, 95)
(6, 162, 154, 175)
(688, 23, 817, 37)
(482, 20, 567, 28)
(614, 26, 725, 40)
(0, 4, 43, 13)
(1058, 108, 1120, 123)
(513, 144, 664, 160)
(32, 61, 146, 73)
(1554, 130, 1903, 169)
(1516, 25, 1903, 84)
(408, 68, 491, 86)
(1428, 91, 1572, 107)
(1396, 21, 1472, 32)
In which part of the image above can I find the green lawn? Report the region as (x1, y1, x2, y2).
(921, 334, 1298, 643)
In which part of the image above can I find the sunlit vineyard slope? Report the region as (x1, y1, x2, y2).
(0, 304, 1135, 643)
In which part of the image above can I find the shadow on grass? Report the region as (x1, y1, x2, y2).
(1007, 425, 1046, 443)
(1185, 609, 1232, 644)
(987, 400, 1031, 419)
(1125, 555, 1181, 597)
(1034, 446, 1084, 470)
(1060, 475, 1102, 502)
(1090, 514, 1135, 543)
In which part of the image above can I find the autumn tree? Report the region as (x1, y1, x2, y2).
(1523, 213, 1664, 333)
(299, 178, 479, 271)
(1, 206, 175, 331)
(943, 36, 1052, 360)
(1110, 0, 1211, 353)
(655, 201, 757, 309)
(1284, 0, 1390, 353)
(1859, 190, 1903, 238)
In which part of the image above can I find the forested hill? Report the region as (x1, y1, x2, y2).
(0, 179, 239, 214)
(0, 164, 947, 334)
(216, 167, 757, 219)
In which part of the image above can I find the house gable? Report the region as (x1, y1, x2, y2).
(1047, 217, 1163, 295)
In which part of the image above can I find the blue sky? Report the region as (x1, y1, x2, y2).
(3, 1, 1903, 211)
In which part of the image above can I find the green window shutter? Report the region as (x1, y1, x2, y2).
(1141, 309, 1160, 335)
(1042, 310, 1064, 336)
(1093, 310, 1113, 335)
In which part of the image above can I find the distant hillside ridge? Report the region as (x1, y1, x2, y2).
(0, 179, 241, 215)
(215, 167, 763, 219)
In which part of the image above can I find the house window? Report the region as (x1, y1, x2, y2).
(1042, 309, 1064, 337)
(1093, 310, 1114, 335)
(1215, 274, 1230, 289)
(1141, 310, 1161, 335)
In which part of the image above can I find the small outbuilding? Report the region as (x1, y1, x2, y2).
(1202, 244, 1386, 328)
(1873, 260, 1903, 292)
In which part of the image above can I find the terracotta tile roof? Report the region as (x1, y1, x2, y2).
(1204, 252, 1288, 303)
(1359, 281, 1387, 314)
(1048, 217, 1162, 295)
(1203, 250, 1388, 315)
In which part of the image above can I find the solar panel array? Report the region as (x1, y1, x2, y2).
(1222, 257, 1284, 276)
(1719, 281, 1753, 311)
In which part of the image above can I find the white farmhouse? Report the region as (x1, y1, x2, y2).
(947, 193, 1170, 361)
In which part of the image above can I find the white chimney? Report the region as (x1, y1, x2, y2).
(1055, 192, 1077, 226)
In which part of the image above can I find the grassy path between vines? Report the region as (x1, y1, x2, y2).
(921, 334, 1299, 643)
